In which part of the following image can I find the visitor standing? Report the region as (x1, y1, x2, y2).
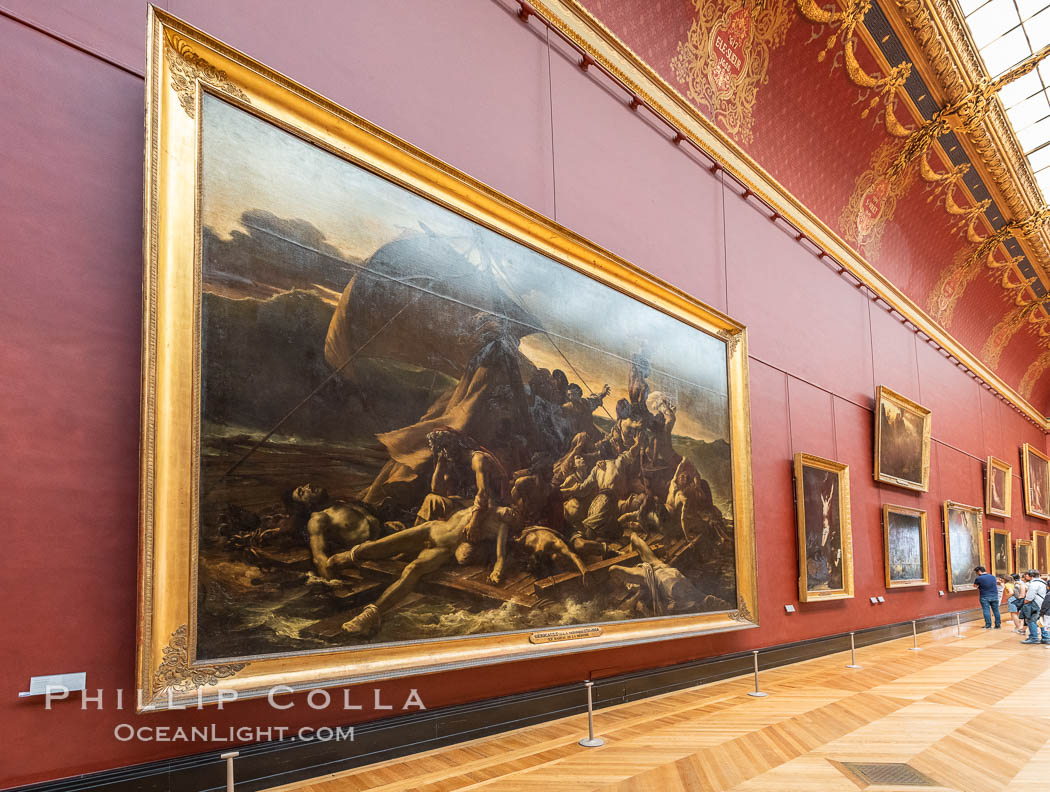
(974, 566, 1001, 629)
(1020, 570, 1048, 644)
(1008, 573, 1027, 633)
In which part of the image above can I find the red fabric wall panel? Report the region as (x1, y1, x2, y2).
(1, 2, 1047, 787)
(724, 194, 874, 407)
(545, 43, 728, 312)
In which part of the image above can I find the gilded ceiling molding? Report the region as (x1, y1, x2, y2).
(981, 275, 1045, 369)
(795, 0, 911, 127)
(892, 0, 1050, 267)
(527, 0, 1049, 426)
(1021, 351, 1050, 400)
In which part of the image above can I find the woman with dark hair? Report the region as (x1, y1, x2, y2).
(1008, 573, 1027, 633)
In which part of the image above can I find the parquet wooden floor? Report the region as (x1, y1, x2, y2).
(274, 624, 1050, 791)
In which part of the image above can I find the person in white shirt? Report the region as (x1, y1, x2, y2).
(1021, 570, 1049, 644)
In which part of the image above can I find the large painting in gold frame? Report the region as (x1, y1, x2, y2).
(873, 386, 932, 492)
(943, 501, 984, 592)
(140, 10, 757, 711)
(794, 453, 854, 602)
(990, 528, 1013, 577)
(1034, 530, 1050, 575)
(1017, 539, 1034, 573)
(882, 504, 929, 588)
(985, 456, 1011, 518)
(1022, 443, 1050, 520)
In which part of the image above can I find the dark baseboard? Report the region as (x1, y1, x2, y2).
(8, 608, 984, 792)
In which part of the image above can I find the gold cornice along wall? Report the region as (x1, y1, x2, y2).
(527, 0, 1050, 428)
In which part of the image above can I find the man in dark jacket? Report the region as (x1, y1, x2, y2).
(974, 566, 1001, 629)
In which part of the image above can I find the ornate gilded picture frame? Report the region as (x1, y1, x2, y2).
(882, 505, 928, 588)
(873, 386, 931, 492)
(984, 456, 1011, 518)
(1022, 443, 1050, 520)
(942, 501, 984, 592)
(794, 453, 854, 602)
(139, 9, 758, 711)
(1016, 539, 1034, 573)
(1034, 530, 1050, 575)
(990, 528, 1013, 577)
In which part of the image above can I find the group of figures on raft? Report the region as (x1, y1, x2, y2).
(214, 308, 736, 647)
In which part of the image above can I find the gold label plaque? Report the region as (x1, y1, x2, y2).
(529, 626, 603, 645)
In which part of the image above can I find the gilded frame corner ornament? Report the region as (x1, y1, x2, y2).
(882, 504, 929, 589)
(873, 385, 932, 492)
(985, 456, 1012, 518)
(794, 452, 854, 603)
(140, 8, 759, 711)
(942, 500, 985, 592)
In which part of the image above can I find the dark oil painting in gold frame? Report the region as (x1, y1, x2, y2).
(138, 10, 758, 711)
(873, 386, 931, 492)
(1034, 531, 1049, 575)
(794, 453, 854, 602)
(882, 505, 928, 588)
(1017, 539, 1034, 574)
(985, 456, 1011, 518)
(943, 501, 984, 592)
(990, 528, 1012, 577)
(1022, 443, 1050, 520)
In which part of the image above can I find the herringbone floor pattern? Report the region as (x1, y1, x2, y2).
(273, 623, 1050, 791)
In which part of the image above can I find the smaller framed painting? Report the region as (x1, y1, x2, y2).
(1035, 530, 1050, 575)
(1022, 444, 1050, 520)
(874, 386, 932, 492)
(1017, 539, 1034, 574)
(794, 453, 854, 602)
(985, 456, 1012, 517)
(943, 501, 984, 592)
(883, 505, 929, 588)
(990, 528, 1013, 577)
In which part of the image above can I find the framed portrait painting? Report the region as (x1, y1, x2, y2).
(942, 501, 984, 592)
(882, 505, 928, 588)
(1023, 444, 1050, 520)
(985, 456, 1011, 518)
(873, 386, 931, 492)
(138, 10, 758, 711)
(1035, 530, 1050, 575)
(990, 528, 1012, 577)
(794, 453, 854, 602)
(1017, 540, 1034, 573)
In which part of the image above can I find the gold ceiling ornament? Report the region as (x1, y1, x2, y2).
(964, 206, 1050, 274)
(840, 140, 915, 258)
(670, 0, 792, 144)
(163, 29, 249, 118)
(927, 246, 982, 327)
(980, 269, 1041, 367)
(892, 0, 1050, 263)
(1020, 349, 1050, 399)
(887, 46, 1050, 183)
(150, 625, 248, 697)
(796, 0, 911, 122)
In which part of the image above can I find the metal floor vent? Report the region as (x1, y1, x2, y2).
(838, 761, 938, 787)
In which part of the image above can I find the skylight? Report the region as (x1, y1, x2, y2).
(959, 0, 1050, 200)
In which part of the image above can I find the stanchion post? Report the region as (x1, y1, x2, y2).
(909, 619, 921, 651)
(846, 631, 862, 669)
(221, 752, 238, 792)
(748, 649, 769, 697)
(578, 680, 604, 747)
(956, 612, 961, 636)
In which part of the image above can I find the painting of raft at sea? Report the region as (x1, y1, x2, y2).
(196, 94, 736, 661)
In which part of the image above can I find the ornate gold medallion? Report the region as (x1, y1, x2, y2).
(840, 141, 913, 259)
(671, 0, 791, 143)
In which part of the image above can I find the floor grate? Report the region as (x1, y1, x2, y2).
(837, 761, 938, 786)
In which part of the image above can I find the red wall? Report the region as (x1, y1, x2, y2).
(2, 1, 1047, 787)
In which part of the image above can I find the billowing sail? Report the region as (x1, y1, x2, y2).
(324, 231, 539, 378)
